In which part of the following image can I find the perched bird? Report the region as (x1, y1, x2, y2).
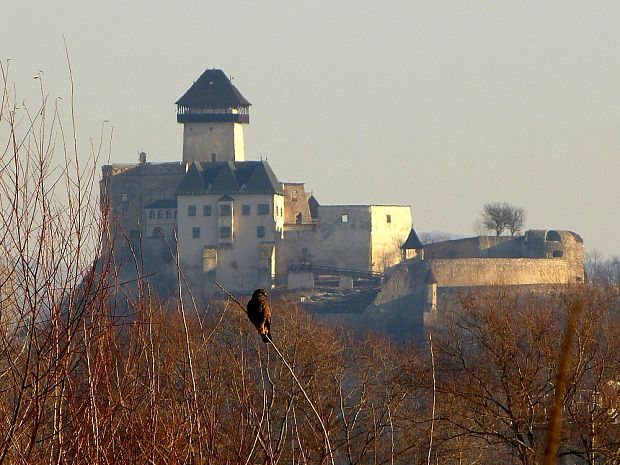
(246, 288, 272, 343)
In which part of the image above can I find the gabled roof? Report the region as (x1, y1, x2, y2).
(176, 162, 206, 194)
(176, 69, 251, 108)
(176, 161, 283, 196)
(145, 198, 178, 209)
(308, 195, 319, 219)
(425, 269, 437, 284)
(401, 228, 424, 249)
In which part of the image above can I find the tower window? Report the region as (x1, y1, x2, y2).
(192, 227, 200, 239)
(203, 205, 212, 216)
(220, 204, 231, 217)
(188, 205, 196, 216)
(257, 226, 266, 238)
(242, 205, 251, 215)
(258, 204, 270, 215)
(386, 214, 392, 223)
(291, 190, 298, 201)
(341, 214, 348, 223)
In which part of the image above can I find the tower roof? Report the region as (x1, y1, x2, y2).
(401, 228, 424, 250)
(176, 69, 251, 108)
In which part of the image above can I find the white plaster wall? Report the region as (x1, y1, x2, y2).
(182, 122, 245, 163)
(177, 193, 284, 292)
(310, 206, 372, 270)
(369, 206, 412, 272)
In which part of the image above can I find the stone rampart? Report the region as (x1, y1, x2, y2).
(430, 258, 572, 286)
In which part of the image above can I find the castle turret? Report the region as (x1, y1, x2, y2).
(176, 69, 250, 163)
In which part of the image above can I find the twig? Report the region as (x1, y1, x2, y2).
(543, 300, 583, 465)
(428, 332, 436, 465)
(213, 280, 335, 465)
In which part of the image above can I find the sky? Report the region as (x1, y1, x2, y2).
(2, 1, 619, 255)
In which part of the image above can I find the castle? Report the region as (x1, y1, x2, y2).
(101, 68, 584, 319)
(100, 69, 412, 294)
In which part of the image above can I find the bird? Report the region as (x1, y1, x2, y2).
(246, 288, 272, 343)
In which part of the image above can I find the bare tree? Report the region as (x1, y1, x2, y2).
(506, 205, 526, 236)
(481, 202, 526, 236)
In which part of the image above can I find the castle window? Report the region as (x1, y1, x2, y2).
(220, 204, 231, 217)
(192, 227, 200, 239)
(242, 205, 251, 215)
(552, 250, 564, 258)
(257, 226, 266, 238)
(166, 210, 172, 219)
(386, 214, 392, 223)
(149, 210, 155, 219)
(188, 205, 196, 216)
(203, 205, 212, 216)
(219, 226, 232, 238)
(341, 214, 348, 223)
(258, 204, 270, 215)
(157, 210, 163, 219)
(121, 193, 128, 202)
(291, 190, 298, 201)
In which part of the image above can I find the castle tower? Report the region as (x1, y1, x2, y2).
(176, 69, 251, 163)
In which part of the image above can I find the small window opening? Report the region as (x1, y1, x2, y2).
(341, 214, 348, 223)
(386, 214, 392, 223)
(220, 204, 231, 217)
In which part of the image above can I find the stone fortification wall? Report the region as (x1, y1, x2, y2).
(425, 235, 521, 259)
(430, 258, 572, 286)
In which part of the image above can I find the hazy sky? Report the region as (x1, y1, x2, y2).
(2, 1, 619, 255)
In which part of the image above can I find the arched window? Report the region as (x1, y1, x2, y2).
(166, 210, 172, 218)
(157, 210, 163, 219)
(149, 210, 155, 219)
